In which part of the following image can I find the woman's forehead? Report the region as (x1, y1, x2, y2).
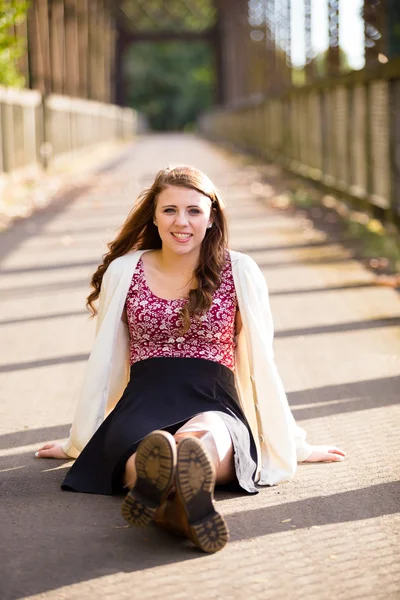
(157, 186, 211, 206)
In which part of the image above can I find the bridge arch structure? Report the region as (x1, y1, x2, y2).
(22, 0, 252, 107)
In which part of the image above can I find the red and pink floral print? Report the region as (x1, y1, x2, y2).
(125, 253, 237, 370)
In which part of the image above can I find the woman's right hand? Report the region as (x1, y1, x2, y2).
(35, 442, 70, 459)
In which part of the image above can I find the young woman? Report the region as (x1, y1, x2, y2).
(35, 165, 345, 553)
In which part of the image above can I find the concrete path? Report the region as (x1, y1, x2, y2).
(0, 134, 399, 600)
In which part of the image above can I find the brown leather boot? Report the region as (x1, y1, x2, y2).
(121, 430, 177, 528)
(153, 490, 190, 537)
(154, 436, 229, 553)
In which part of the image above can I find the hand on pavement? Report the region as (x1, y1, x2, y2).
(304, 445, 346, 462)
(35, 442, 69, 459)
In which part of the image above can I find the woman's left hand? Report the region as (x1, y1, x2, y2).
(304, 445, 346, 462)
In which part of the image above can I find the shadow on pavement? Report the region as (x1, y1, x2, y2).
(0, 144, 134, 265)
(269, 282, 375, 296)
(288, 375, 400, 419)
(39, 224, 116, 237)
(0, 463, 206, 600)
(239, 241, 342, 253)
(95, 146, 135, 175)
(0, 277, 92, 299)
(0, 424, 71, 450)
(228, 481, 400, 541)
(1, 460, 398, 600)
(257, 256, 355, 269)
(0, 260, 99, 276)
(0, 353, 89, 373)
(0, 185, 93, 263)
(0, 309, 87, 327)
(275, 317, 400, 338)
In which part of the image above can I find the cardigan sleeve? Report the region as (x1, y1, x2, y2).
(245, 255, 313, 463)
(61, 262, 116, 458)
(95, 262, 113, 334)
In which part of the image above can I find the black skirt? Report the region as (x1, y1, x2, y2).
(62, 357, 258, 495)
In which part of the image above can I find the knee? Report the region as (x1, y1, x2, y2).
(173, 430, 206, 445)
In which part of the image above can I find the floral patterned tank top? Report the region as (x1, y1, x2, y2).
(125, 253, 237, 370)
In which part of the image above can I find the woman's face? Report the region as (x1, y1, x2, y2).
(154, 185, 213, 257)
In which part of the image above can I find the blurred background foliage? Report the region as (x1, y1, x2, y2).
(124, 41, 215, 131)
(292, 47, 351, 85)
(0, 0, 29, 87)
(119, 0, 216, 33)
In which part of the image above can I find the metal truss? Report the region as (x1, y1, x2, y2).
(118, 0, 217, 33)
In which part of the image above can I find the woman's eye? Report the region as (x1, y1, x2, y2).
(162, 208, 201, 215)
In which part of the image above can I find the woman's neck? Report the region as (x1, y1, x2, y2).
(155, 247, 199, 277)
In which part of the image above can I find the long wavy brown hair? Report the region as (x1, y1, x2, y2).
(87, 165, 229, 332)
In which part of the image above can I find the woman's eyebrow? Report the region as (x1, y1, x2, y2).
(160, 204, 202, 208)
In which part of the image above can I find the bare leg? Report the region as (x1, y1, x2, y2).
(168, 416, 232, 552)
(124, 412, 235, 489)
(174, 412, 235, 485)
(121, 419, 231, 552)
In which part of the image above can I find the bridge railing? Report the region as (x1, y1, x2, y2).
(0, 87, 137, 174)
(200, 58, 400, 225)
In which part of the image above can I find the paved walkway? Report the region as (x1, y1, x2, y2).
(0, 134, 399, 600)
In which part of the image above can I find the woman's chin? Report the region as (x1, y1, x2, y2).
(172, 246, 196, 256)
(163, 240, 200, 256)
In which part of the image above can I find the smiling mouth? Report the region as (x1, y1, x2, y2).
(171, 233, 193, 240)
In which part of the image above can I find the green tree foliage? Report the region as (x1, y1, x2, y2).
(0, 0, 29, 87)
(124, 41, 215, 131)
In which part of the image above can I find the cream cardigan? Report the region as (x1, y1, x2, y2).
(62, 249, 312, 485)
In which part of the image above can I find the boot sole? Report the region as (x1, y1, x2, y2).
(121, 430, 176, 528)
(176, 437, 229, 553)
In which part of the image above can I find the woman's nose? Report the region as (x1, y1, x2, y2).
(175, 211, 189, 225)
